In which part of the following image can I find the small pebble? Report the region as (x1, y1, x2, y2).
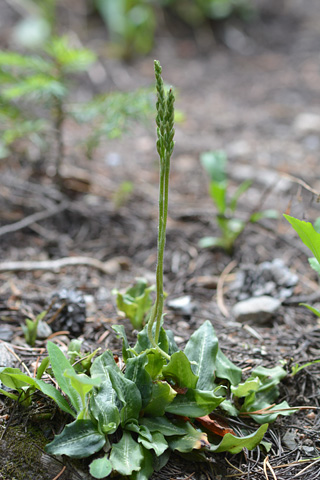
(232, 296, 281, 323)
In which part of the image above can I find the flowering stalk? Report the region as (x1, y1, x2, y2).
(147, 60, 175, 360)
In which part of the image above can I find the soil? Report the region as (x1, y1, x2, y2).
(1, 1, 320, 479)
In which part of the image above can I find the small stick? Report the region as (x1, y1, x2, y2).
(217, 260, 237, 317)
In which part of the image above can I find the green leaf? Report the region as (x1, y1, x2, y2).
(139, 416, 187, 436)
(284, 214, 320, 264)
(143, 381, 176, 416)
(246, 400, 294, 424)
(47, 341, 81, 412)
(198, 236, 225, 249)
(89, 456, 112, 479)
(90, 350, 118, 378)
(0, 388, 19, 401)
(167, 421, 209, 453)
(229, 179, 252, 213)
(138, 430, 168, 456)
(89, 381, 120, 434)
(209, 424, 268, 453)
(36, 357, 50, 379)
(134, 324, 169, 355)
(145, 349, 166, 379)
(35, 379, 76, 416)
(200, 150, 227, 184)
(184, 320, 218, 391)
(165, 389, 224, 417)
(3, 75, 66, 101)
(299, 303, 320, 318)
(215, 347, 242, 386)
(107, 365, 142, 425)
(45, 36, 96, 73)
(125, 352, 152, 408)
(131, 447, 154, 480)
(64, 369, 101, 411)
(45, 419, 106, 458)
(110, 431, 144, 476)
(231, 377, 260, 397)
(209, 182, 227, 214)
(308, 257, 320, 276)
(250, 209, 278, 223)
(162, 351, 198, 389)
(0, 368, 33, 390)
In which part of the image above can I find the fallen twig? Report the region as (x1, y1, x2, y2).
(0, 201, 69, 238)
(217, 260, 237, 317)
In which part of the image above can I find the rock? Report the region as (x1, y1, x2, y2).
(0, 342, 17, 368)
(232, 295, 281, 323)
(167, 296, 197, 317)
(294, 113, 320, 135)
(36, 321, 52, 340)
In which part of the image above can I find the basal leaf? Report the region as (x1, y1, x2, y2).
(284, 215, 320, 264)
(45, 419, 106, 458)
(89, 381, 120, 434)
(134, 324, 169, 355)
(165, 389, 224, 417)
(112, 325, 133, 362)
(0, 368, 36, 390)
(35, 379, 76, 417)
(215, 347, 242, 385)
(139, 416, 187, 436)
(245, 400, 295, 424)
(64, 369, 101, 410)
(167, 421, 210, 453)
(200, 150, 227, 184)
(89, 456, 112, 479)
(90, 350, 118, 379)
(231, 377, 260, 398)
(143, 381, 176, 416)
(162, 351, 198, 389)
(145, 349, 166, 379)
(209, 423, 268, 453)
(308, 257, 320, 276)
(184, 320, 219, 391)
(107, 365, 142, 425)
(138, 430, 168, 456)
(47, 341, 81, 412)
(110, 431, 144, 476)
(125, 352, 152, 408)
(131, 447, 154, 480)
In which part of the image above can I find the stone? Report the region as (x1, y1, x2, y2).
(36, 321, 52, 340)
(0, 342, 17, 368)
(293, 113, 320, 135)
(232, 295, 281, 323)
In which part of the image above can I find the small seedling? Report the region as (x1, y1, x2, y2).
(23, 310, 47, 347)
(284, 214, 320, 317)
(199, 150, 278, 253)
(112, 278, 155, 330)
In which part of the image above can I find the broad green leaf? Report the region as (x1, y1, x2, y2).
(299, 303, 320, 318)
(231, 377, 260, 397)
(215, 347, 242, 385)
(35, 379, 75, 416)
(184, 320, 219, 391)
(143, 381, 176, 416)
(110, 431, 144, 476)
(64, 369, 101, 411)
(308, 258, 320, 276)
(139, 416, 187, 436)
(90, 350, 118, 379)
(45, 419, 105, 458)
(134, 324, 169, 355)
(284, 215, 320, 264)
(247, 400, 295, 424)
(167, 421, 209, 453)
(89, 456, 112, 479)
(145, 349, 166, 379)
(107, 365, 141, 425)
(210, 182, 227, 214)
(251, 365, 287, 392)
(209, 424, 268, 453)
(165, 389, 224, 417)
(36, 356, 50, 379)
(89, 381, 120, 434)
(131, 447, 154, 480)
(138, 430, 168, 456)
(125, 352, 152, 408)
(0, 368, 35, 390)
(0, 388, 18, 400)
(47, 342, 81, 412)
(162, 351, 198, 389)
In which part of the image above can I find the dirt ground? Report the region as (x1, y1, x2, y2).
(1, 0, 320, 479)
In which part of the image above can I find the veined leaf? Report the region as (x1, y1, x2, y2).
(89, 456, 112, 479)
(165, 388, 224, 417)
(125, 352, 152, 408)
(89, 381, 120, 434)
(45, 419, 106, 458)
(47, 341, 81, 412)
(131, 447, 154, 480)
(112, 325, 133, 362)
(167, 421, 210, 453)
(162, 351, 198, 389)
(143, 381, 176, 416)
(284, 214, 320, 264)
(138, 430, 168, 456)
(134, 323, 169, 354)
(184, 320, 219, 391)
(64, 369, 101, 412)
(145, 349, 166, 379)
(90, 350, 118, 379)
(139, 416, 187, 436)
(215, 347, 242, 385)
(209, 424, 268, 453)
(35, 379, 75, 416)
(231, 377, 260, 397)
(110, 431, 144, 476)
(107, 365, 142, 425)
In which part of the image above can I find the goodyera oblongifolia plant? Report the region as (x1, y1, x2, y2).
(147, 60, 175, 360)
